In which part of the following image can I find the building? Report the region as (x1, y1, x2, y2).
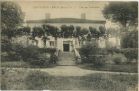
(25, 13, 107, 52)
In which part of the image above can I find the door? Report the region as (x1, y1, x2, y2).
(63, 44, 69, 52)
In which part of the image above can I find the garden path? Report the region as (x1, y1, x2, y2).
(39, 66, 137, 76)
(7, 66, 137, 77)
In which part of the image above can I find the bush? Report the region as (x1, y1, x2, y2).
(112, 53, 127, 64)
(121, 30, 138, 48)
(1, 43, 23, 61)
(79, 44, 99, 63)
(80, 44, 107, 64)
(28, 53, 50, 67)
(89, 55, 106, 67)
(107, 48, 138, 63)
(121, 49, 138, 61)
(49, 53, 58, 64)
(39, 48, 56, 54)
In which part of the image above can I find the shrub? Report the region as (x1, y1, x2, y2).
(19, 45, 40, 61)
(79, 44, 98, 63)
(112, 53, 127, 64)
(28, 53, 50, 67)
(107, 48, 138, 63)
(121, 48, 138, 61)
(49, 53, 58, 64)
(39, 48, 56, 54)
(89, 55, 106, 67)
(121, 30, 138, 48)
(1, 43, 23, 61)
(80, 44, 107, 64)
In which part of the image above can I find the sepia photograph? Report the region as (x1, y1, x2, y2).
(1, 0, 138, 91)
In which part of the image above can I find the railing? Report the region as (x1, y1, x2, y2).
(73, 48, 81, 64)
(54, 48, 60, 57)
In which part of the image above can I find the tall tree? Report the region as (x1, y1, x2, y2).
(75, 26, 81, 37)
(61, 25, 69, 37)
(68, 25, 75, 37)
(1, 1, 24, 38)
(32, 26, 44, 38)
(103, 2, 138, 28)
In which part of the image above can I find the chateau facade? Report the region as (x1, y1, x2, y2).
(25, 14, 108, 51)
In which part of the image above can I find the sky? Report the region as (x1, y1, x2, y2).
(16, 1, 119, 28)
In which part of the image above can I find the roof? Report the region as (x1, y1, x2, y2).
(26, 18, 106, 24)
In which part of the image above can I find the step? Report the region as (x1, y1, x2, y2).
(57, 52, 76, 66)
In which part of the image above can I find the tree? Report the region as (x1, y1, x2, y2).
(1, 1, 24, 38)
(61, 25, 69, 37)
(32, 26, 44, 38)
(16, 26, 31, 36)
(99, 26, 106, 37)
(75, 26, 81, 37)
(121, 30, 138, 48)
(103, 2, 138, 28)
(44, 25, 58, 37)
(80, 28, 89, 36)
(89, 26, 100, 38)
(68, 25, 75, 37)
(32, 26, 50, 47)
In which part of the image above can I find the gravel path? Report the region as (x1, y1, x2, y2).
(3, 66, 137, 76)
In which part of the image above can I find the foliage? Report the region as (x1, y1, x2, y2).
(16, 26, 31, 36)
(89, 55, 106, 67)
(39, 48, 56, 54)
(68, 25, 75, 36)
(60, 25, 76, 37)
(121, 49, 138, 61)
(103, 2, 138, 27)
(107, 48, 138, 61)
(86, 34, 92, 41)
(121, 30, 138, 48)
(80, 28, 89, 36)
(1, 41, 24, 61)
(112, 53, 127, 64)
(49, 53, 58, 64)
(89, 26, 106, 38)
(1, 1, 24, 38)
(28, 53, 50, 67)
(75, 26, 81, 37)
(99, 26, 106, 36)
(80, 44, 97, 59)
(1, 42, 53, 66)
(32, 26, 44, 38)
(61, 25, 69, 37)
(42, 24, 58, 37)
(106, 28, 120, 37)
(80, 44, 107, 66)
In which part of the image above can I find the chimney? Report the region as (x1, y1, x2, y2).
(81, 13, 86, 20)
(45, 13, 51, 20)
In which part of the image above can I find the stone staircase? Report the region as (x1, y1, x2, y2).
(57, 52, 76, 66)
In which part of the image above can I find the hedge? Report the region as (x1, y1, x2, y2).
(107, 48, 138, 60)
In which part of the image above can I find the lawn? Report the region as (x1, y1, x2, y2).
(1, 61, 30, 68)
(1, 68, 138, 90)
(78, 63, 138, 73)
(1, 61, 57, 68)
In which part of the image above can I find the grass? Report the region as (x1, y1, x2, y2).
(1, 68, 138, 90)
(78, 63, 138, 73)
(1, 61, 30, 68)
(1, 61, 57, 68)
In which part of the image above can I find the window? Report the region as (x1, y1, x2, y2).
(50, 41, 54, 46)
